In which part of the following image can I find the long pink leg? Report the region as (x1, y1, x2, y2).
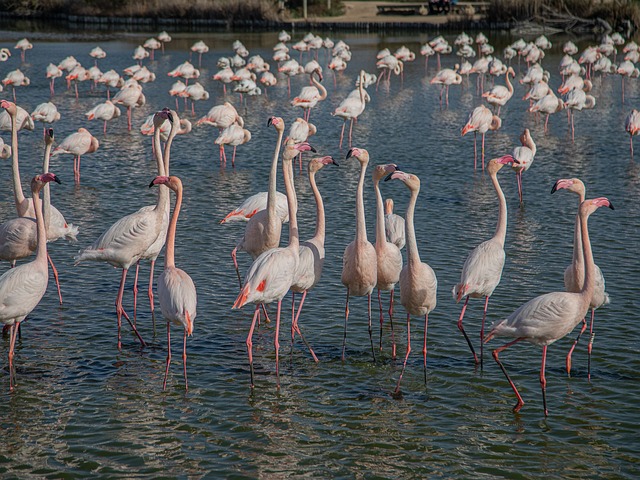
(587, 308, 596, 381)
(473, 131, 478, 170)
(103, 120, 107, 135)
(47, 253, 63, 305)
(566, 317, 587, 376)
(274, 300, 282, 388)
(481, 132, 486, 170)
(457, 296, 478, 363)
(127, 106, 132, 131)
(492, 337, 526, 413)
(182, 325, 189, 390)
(232, 146, 237, 168)
(163, 321, 171, 390)
(540, 345, 549, 416)
(246, 305, 260, 388)
(291, 290, 318, 363)
(422, 313, 429, 386)
(395, 313, 411, 393)
(115, 268, 146, 350)
(630, 135, 634, 159)
(148, 260, 156, 313)
(348, 118, 354, 148)
(480, 295, 489, 369)
(367, 293, 376, 363)
(388, 289, 396, 359)
(339, 122, 346, 149)
(378, 289, 384, 351)
(133, 261, 140, 324)
(231, 247, 242, 289)
(342, 289, 350, 361)
(516, 172, 523, 205)
(8, 322, 19, 391)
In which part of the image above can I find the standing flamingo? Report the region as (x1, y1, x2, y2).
(290, 68, 327, 122)
(30, 102, 60, 136)
(85, 100, 121, 134)
(151, 176, 197, 391)
(112, 82, 145, 130)
(14, 38, 32, 63)
(333, 70, 369, 149)
(232, 140, 305, 388)
(551, 179, 610, 379)
(214, 124, 251, 168)
(529, 90, 564, 133)
(46, 63, 62, 96)
(74, 109, 174, 350)
(384, 170, 437, 393)
(482, 66, 515, 116)
(384, 198, 405, 250)
(220, 191, 288, 225)
(485, 197, 613, 415)
(498, 129, 536, 205)
(461, 104, 502, 170)
(290, 155, 338, 362)
(373, 164, 403, 356)
(51, 128, 99, 184)
(341, 148, 378, 362)
(452, 156, 517, 367)
(0, 173, 60, 391)
(430, 67, 462, 107)
(625, 109, 640, 157)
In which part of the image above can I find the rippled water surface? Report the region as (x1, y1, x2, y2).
(0, 28, 638, 478)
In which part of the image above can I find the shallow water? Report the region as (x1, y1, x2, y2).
(0, 29, 639, 478)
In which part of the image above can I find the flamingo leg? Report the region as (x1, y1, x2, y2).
(389, 289, 396, 359)
(148, 259, 156, 313)
(103, 120, 107, 135)
(378, 289, 384, 351)
(133, 261, 140, 324)
(473, 131, 478, 170)
(47, 253, 63, 305)
(348, 118, 354, 148)
(423, 312, 429, 386)
(232, 146, 237, 168)
(516, 171, 523, 205)
(339, 121, 346, 149)
(163, 321, 171, 390)
(631, 135, 634, 159)
(481, 132, 486, 170)
(182, 326, 188, 390)
(342, 289, 350, 361)
(231, 247, 242, 289)
(246, 305, 260, 388)
(587, 308, 596, 381)
(491, 337, 526, 413)
(540, 345, 549, 416)
(394, 313, 411, 394)
(290, 292, 296, 346)
(368, 293, 376, 363)
(8, 322, 19, 391)
(457, 296, 478, 364)
(292, 291, 318, 363)
(115, 268, 146, 350)
(480, 295, 489, 369)
(566, 317, 587, 376)
(274, 300, 282, 388)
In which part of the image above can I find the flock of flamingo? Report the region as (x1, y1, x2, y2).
(0, 28, 627, 416)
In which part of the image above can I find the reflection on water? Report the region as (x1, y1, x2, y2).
(0, 28, 638, 477)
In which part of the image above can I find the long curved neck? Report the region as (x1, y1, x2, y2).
(506, 71, 513, 94)
(374, 179, 386, 248)
(491, 171, 507, 246)
(282, 158, 298, 251)
(162, 118, 179, 176)
(359, 76, 365, 103)
(10, 111, 27, 215)
(164, 184, 182, 269)
(406, 187, 421, 266)
(312, 72, 327, 100)
(32, 185, 47, 262)
(309, 170, 325, 243)
(42, 140, 53, 227)
(571, 191, 586, 269)
(579, 208, 595, 303)
(267, 128, 285, 215)
(153, 124, 170, 211)
(355, 162, 368, 243)
(525, 135, 537, 157)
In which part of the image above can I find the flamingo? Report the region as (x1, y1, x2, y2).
(461, 105, 502, 170)
(625, 109, 640, 157)
(51, 128, 99, 184)
(288, 117, 317, 171)
(551, 179, 610, 380)
(482, 66, 515, 116)
(384, 170, 437, 393)
(384, 198, 405, 250)
(220, 191, 289, 225)
(179, 82, 209, 116)
(0, 173, 59, 392)
(333, 70, 369, 149)
(85, 100, 121, 135)
(2, 69, 30, 102)
(98, 69, 124, 99)
(30, 102, 60, 135)
(89, 46, 106, 65)
(376, 55, 403, 89)
(499, 128, 536, 206)
(74, 109, 174, 350)
(0, 137, 10, 158)
(190, 41, 209, 67)
(485, 197, 614, 416)
(168, 61, 200, 84)
(278, 59, 304, 96)
(373, 164, 403, 356)
(430, 67, 462, 107)
(341, 148, 378, 362)
(0, 104, 34, 132)
(46, 63, 62, 96)
(0, 47, 11, 62)
(132, 66, 156, 84)
(564, 89, 596, 142)
(149, 176, 197, 391)
(529, 90, 564, 133)
(143, 38, 161, 60)
(617, 60, 639, 103)
(290, 155, 338, 361)
(112, 82, 145, 131)
(214, 124, 251, 168)
(168, 80, 187, 109)
(452, 156, 517, 367)
(213, 67, 234, 95)
(157, 31, 171, 53)
(14, 38, 32, 63)
(291, 68, 327, 122)
(232, 140, 306, 388)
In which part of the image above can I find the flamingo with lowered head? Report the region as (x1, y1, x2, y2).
(551, 178, 610, 380)
(51, 127, 99, 184)
(495, 128, 536, 205)
(384, 170, 437, 393)
(461, 104, 502, 170)
(341, 147, 378, 362)
(452, 156, 518, 367)
(485, 197, 614, 416)
(0, 173, 60, 391)
(624, 108, 640, 157)
(151, 175, 197, 391)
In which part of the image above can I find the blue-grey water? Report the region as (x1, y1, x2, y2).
(0, 27, 638, 478)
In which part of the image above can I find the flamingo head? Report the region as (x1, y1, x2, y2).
(0, 99, 16, 114)
(373, 163, 398, 182)
(551, 178, 584, 195)
(150, 175, 170, 188)
(384, 198, 394, 215)
(493, 154, 519, 166)
(45, 128, 54, 145)
(33, 172, 61, 192)
(346, 147, 366, 160)
(384, 170, 420, 191)
(309, 155, 338, 173)
(581, 197, 615, 215)
(267, 116, 284, 131)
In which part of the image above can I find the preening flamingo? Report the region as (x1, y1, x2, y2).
(551, 179, 610, 380)
(0, 173, 59, 392)
(30, 102, 60, 135)
(232, 140, 306, 388)
(461, 104, 502, 170)
(51, 127, 99, 184)
(482, 66, 515, 116)
(151, 176, 197, 391)
(384, 170, 437, 393)
(496, 128, 536, 205)
(291, 68, 327, 122)
(341, 148, 378, 362)
(625, 109, 640, 157)
(74, 109, 174, 350)
(452, 156, 517, 367)
(485, 197, 614, 416)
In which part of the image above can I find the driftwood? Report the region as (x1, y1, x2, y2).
(512, 2, 614, 34)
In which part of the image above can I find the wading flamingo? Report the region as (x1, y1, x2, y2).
(461, 104, 502, 170)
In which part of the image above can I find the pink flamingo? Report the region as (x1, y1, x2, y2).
(0, 173, 59, 391)
(151, 176, 197, 391)
(384, 198, 405, 250)
(14, 38, 32, 63)
(290, 155, 338, 362)
(112, 82, 145, 131)
(430, 67, 462, 108)
(461, 105, 502, 170)
(384, 170, 437, 393)
(220, 191, 288, 225)
(529, 90, 564, 133)
(625, 109, 640, 157)
(85, 100, 121, 135)
(232, 140, 305, 388)
(333, 70, 369, 149)
(485, 197, 614, 416)
(341, 148, 378, 362)
(452, 156, 517, 367)
(291, 68, 327, 122)
(46, 63, 62, 96)
(196, 102, 244, 164)
(30, 102, 60, 136)
(551, 179, 610, 380)
(51, 127, 99, 184)
(497, 129, 536, 205)
(74, 110, 174, 350)
(214, 124, 251, 167)
(482, 66, 515, 116)
(373, 164, 403, 357)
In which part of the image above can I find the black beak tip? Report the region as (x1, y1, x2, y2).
(384, 173, 394, 182)
(267, 117, 273, 127)
(609, 202, 615, 210)
(167, 112, 174, 123)
(309, 145, 317, 153)
(53, 175, 61, 184)
(149, 180, 155, 188)
(550, 184, 558, 194)
(346, 148, 354, 159)
(47, 128, 54, 138)
(332, 160, 339, 167)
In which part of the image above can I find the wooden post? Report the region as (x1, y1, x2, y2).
(303, 0, 308, 19)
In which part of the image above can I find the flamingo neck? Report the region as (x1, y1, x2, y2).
(267, 128, 285, 215)
(579, 207, 595, 304)
(491, 170, 507, 247)
(312, 71, 327, 100)
(309, 170, 325, 244)
(42, 140, 53, 229)
(10, 111, 27, 216)
(506, 70, 513, 94)
(282, 158, 299, 252)
(32, 184, 47, 262)
(164, 183, 182, 269)
(374, 179, 386, 249)
(153, 122, 170, 213)
(355, 161, 368, 244)
(162, 118, 180, 176)
(406, 187, 421, 266)
(571, 192, 587, 271)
